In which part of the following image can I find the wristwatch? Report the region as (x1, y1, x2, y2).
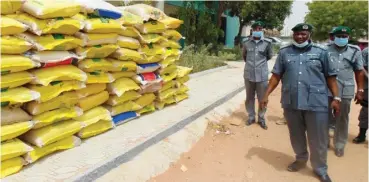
(358, 89, 364, 93)
(333, 96, 342, 102)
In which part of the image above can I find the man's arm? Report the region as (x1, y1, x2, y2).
(242, 44, 247, 62)
(266, 42, 273, 60)
(353, 50, 364, 90)
(327, 76, 339, 97)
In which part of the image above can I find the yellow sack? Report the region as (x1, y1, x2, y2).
(160, 64, 177, 75)
(109, 59, 137, 72)
(1, 138, 33, 161)
(25, 91, 80, 115)
(155, 96, 176, 110)
(121, 4, 166, 21)
(31, 65, 87, 86)
(111, 48, 144, 62)
(74, 106, 111, 127)
(77, 120, 114, 139)
(1, 0, 22, 15)
(75, 32, 118, 46)
(1, 107, 32, 126)
(1, 55, 39, 75)
(118, 26, 141, 38)
(161, 40, 181, 49)
(76, 44, 119, 58)
(105, 101, 142, 116)
(117, 36, 140, 50)
(73, 13, 123, 34)
(8, 13, 83, 36)
(135, 93, 156, 108)
(159, 56, 177, 68)
(118, 10, 144, 26)
(175, 93, 189, 103)
(135, 21, 166, 34)
(78, 58, 115, 72)
(162, 29, 183, 41)
(164, 48, 182, 58)
(23, 136, 81, 164)
(29, 80, 85, 103)
(1, 71, 33, 89)
(159, 16, 183, 29)
(137, 103, 156, 115)
(18, 33, 82, 51)
(176, 85, 189, 95)
(78, 91, 109, 111)
(1, 36, 32, 54)
(137, 55, 163, 64)
(32, 107, 83, 129)
(0, 157, 26, 179)
(177, 75, 190, 85)
(1, 17, 28, 35)
(106, 90, 141, 106)
(1, 121, 34, 142)
(161, 80, 176, 92)
(108, 78, 140, 97)
(22, 0, 81, 19)
(161, 71, 177, 83)
(140, 44, 165, 56)
(1, 87, 40, 107)
(157, 88, 177, 101)
(139, 34, 167, 44)
(75, 83, 106, 98)
(176, 66, 193, 78)
(21, 120, 82, 148)
(111, 71, 136, 80)
(86, 72, 115, 84)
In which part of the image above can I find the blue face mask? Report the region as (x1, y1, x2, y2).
(252, 31, 263, 38)
(334, 37, 349, 47)
(292, 40, 309, 48)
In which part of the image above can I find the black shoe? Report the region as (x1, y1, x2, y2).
(259, 121, 268, 130)
(246, 119, 255, 126)
(316, 174, 332, 182)
(335, 149, 344, 157)
(353, 136, 366, 144)
(287, 161, 307, 172)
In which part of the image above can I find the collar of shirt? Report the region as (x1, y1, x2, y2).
(252, 36, 264, 44)
(333, 44, 348, 53)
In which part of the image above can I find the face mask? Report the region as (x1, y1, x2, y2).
(334, 37, 348, 47)
(252, 31, 263, 38)
(292, 40, 309, 48)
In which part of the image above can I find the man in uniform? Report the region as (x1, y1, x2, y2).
(242, 21, 273, 129)
(260, 23, 340, 182)
(353, 47, 368, 144)
(327, 26, 365, 157)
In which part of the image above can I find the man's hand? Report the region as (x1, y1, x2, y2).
(259, 96, 269, 110)
(331, 100, 340, 117)
(354, 91, 364, 104)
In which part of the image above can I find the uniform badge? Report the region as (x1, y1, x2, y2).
(342, 28, 346, 32)
(303, 25, 308, 29)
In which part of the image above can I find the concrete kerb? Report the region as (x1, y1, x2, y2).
(189, 65, 229, 79)
(71, 67, 246, 182)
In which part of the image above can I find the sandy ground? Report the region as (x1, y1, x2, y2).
(150, 85, 368, 182)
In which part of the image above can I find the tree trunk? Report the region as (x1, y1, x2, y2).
(217, 2, 225, 28)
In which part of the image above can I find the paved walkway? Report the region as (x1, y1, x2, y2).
(4, 60, 255, 182)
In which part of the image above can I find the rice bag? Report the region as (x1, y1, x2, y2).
(162, 29, 183, 41)
(0, 157, 27, 178)
(1, 87, 40, 107)
(1, 138, 33, 161)
(139, 34, 167, 44)
(29, 80, 86, 103)
(140, 43, 166, 56)
(159, 16, 184, 29)
(25, 51, 81, 68)
(18, 33, 83, 51)
(176, 66, 193, 78)
(74, 106, 111, 127)
(106, 90, 141, 106)
(76, 44, 119, 58)
(121, 4, 166, 21)
(75, 83, 106, 98)
(176, 75, 190, 85)
(175, 93, 189, 103)
(1, 107, 32, 126)
(1, 121, 34, 142)
(22, 0, 81, 19)
(155, 96, 176, 110)
(135, 93, 156, 108)
(1, 71, 33, 89)
(1, 36, 32, 54)
(118, 9, 144, 26)
(118, 26, 141, 38)
(1, 55, 39, 75)
(77, 91, 109, 111)
(133, 72, 162, 86)
(107, 77, 140, 97)
(23, 136, 81, 163)
(161, 80, 177, 92)
(135, 20, 166, 34)
(77, 120, 114, 139)
(31, 65, 87, 86)
(32, 107, 83, 129)
(75, 32, 118, 46)
(176, 85, 190, 95)
(160, 40, 181, 49)
(1, 0, 23, 15)
(117, 36, 140, 50)
(159, 56, 177, 68)
(137, 103, 156, 115)
(137, 63, 161, 74)
(109, 59, 137, 72)
(105, 101, 142, 116)
(73, 13, 123, 34)
(139, 80, 163, 94)
(25, 91, 80, 115)
(86, 72, 115, 84)
(111, 71, 137, 80)
(111, 48, 144, 62)
(78, 58, 115, 72)
(8, 13, 83, 35)
(112, 111, 139, 126)
(157, 88, 177, 101)
(1, 16, 28, 35)
(21, 120, 82, 148)
(76, 0, 122, 19)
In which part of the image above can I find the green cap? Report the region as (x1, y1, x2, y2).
(332, 26, 351, 35)
(329, 27, 337, 35)
(252, 21, 265, 28)
(291, 23, 313, 32)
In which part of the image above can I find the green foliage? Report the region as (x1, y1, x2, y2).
(177, 44, 226, 73)
(305, 1, 368, 41)
(218, 47, 243, 61)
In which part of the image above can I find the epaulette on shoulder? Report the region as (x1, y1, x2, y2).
(263, 38, 272, 43)
(280, 43, 292, 50)
(312, 43, 327, 50)
(348, 44, 361, 51)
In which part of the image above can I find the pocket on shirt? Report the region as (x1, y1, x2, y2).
(308, 84, 328, 107)
(281, 85, 291, 105)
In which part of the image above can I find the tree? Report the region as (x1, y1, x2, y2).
(305, 1, 368, 41)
